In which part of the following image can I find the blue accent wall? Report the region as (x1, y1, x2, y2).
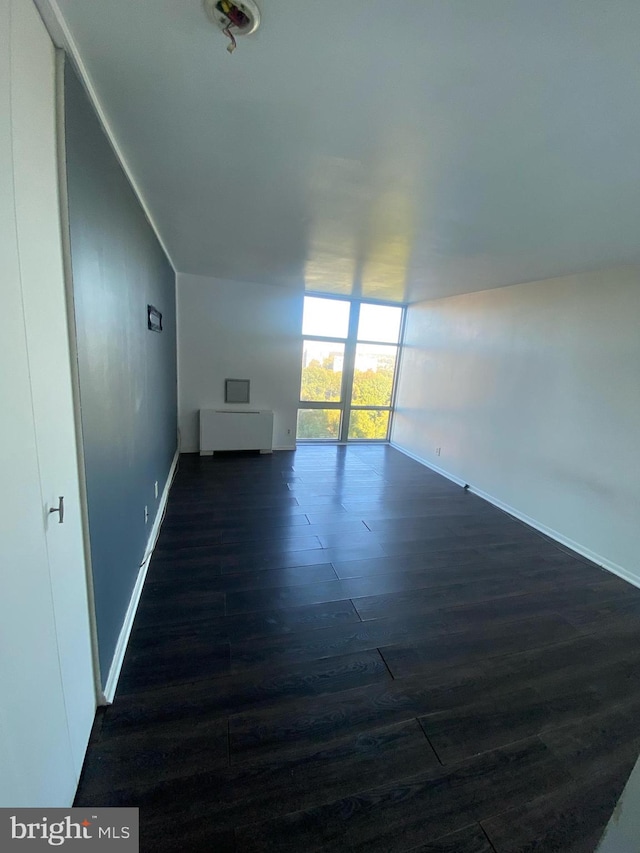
(63, 60, 177, 685)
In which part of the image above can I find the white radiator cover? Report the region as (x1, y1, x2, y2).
(199, 409, 274, 454)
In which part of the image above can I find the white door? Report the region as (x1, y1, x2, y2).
(0, 0, 96, 806)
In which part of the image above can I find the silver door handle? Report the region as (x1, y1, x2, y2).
(49, 496, 64, 524)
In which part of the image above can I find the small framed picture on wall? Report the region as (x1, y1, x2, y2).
(225, 379, 250, 404)
(147, 305, 163, 332)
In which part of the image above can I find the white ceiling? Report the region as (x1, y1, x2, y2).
(52, 0, 640, 303)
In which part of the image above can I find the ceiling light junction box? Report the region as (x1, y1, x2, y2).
(203, 0, 261, 38)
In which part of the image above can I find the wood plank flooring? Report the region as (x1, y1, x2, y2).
(75, 445, 640, 852)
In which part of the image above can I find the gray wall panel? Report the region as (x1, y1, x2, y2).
(63, 59, 177, 684)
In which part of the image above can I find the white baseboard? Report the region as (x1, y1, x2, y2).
(390, 440, 640, 592)
(102, 448, 180, 703)
(389, 442, 468, 488)
(273, 444, 297, 451)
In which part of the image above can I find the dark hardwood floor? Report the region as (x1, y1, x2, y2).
(75, 445, 640, 852)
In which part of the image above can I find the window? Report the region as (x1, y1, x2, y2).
(297, 409, 342, 440)
(300, 341, 345, 403)
(357, 303, 402, 344)
(297, 296, 403, 441)
(302, 297, 350, 338)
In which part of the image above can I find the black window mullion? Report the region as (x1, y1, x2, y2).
(339, 302, 360, 442)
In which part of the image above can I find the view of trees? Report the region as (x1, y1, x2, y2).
(348, 408, 390, 440)
(351, 353, 395, 407)
(297, 408, 341, 439)
(300, 356, 342, 403)
(298, 352, 395, 439)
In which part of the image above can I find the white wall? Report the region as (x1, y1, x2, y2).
(178, 274, 304, 452)
(392, 266, 640, 585)
(597, 754, 640, 852)
(0, 0, 94, 805)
